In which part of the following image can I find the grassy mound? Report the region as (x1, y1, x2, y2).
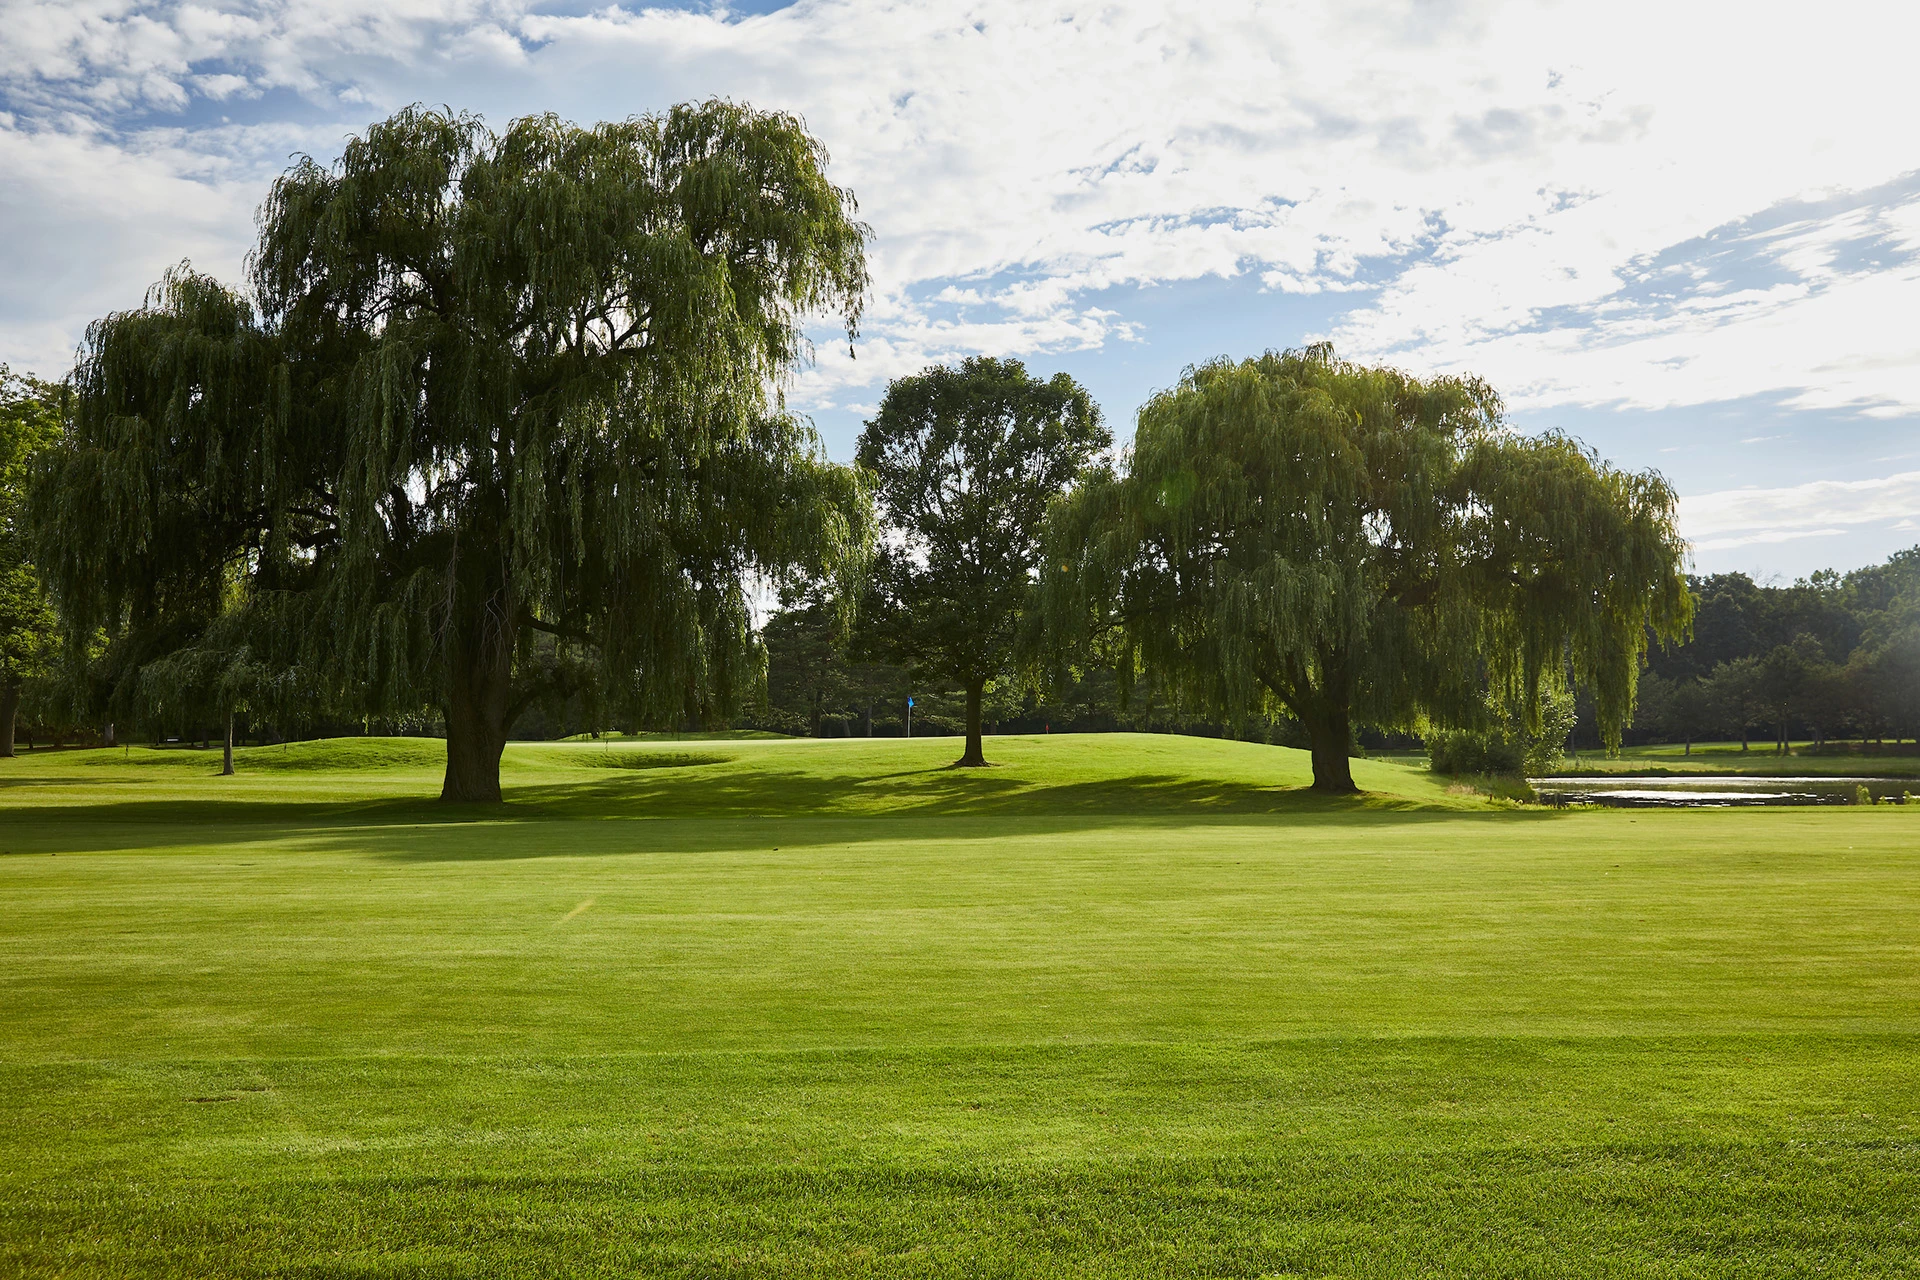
(80, 736, 447, 772)
(575, 749, 731, 770)
(236, 736, 447, 771)
(555, 728, 791, 742)
(495, 733, 1469, 818)
(34, 733, 1469, 813)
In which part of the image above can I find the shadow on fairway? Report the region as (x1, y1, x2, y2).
(2, 740, 1575, 859)
(496, 764, 1457, 821)
(0, 795, 488, 855)
(0, 773, 1563, 858)
(359, 805, 1570, 863)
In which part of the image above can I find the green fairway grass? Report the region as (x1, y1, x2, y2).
(4, 735, 1918, 1276)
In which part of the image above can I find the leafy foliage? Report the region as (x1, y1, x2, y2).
(1042, 344, 1692, 791)
(1427, 681, 1578, 777)
(1626, 549, 1920, 751)
(857, 356, 1107, 765)
(33, 102, 873, 799)
(0, 366, 65, 755)
(760, 593, 906, 737)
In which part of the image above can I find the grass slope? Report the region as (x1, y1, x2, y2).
(3, 735, 1917, 1277)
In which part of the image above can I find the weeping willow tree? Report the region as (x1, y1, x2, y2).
(1039, 345, 1692, 792)
(33, 102, 872, 800)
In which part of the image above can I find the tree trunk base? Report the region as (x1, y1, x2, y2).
(0, 682, 18, 759)
(440, 750, 505, 802)
(1305, 705, 1359, 794)
(440, 602, 513, 803)
(441, 703, 507, 802)
(955, 676, 989, 769)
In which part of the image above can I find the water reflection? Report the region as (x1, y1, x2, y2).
(1529, 776, 1914, 808)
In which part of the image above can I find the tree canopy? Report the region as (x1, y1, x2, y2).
(1, 366, 64, 756)
(1626, 550, 1920, 751)
(856, 356, 1107, 766)
(1040, 344, 1692, 791)
(33, 101, 873, 799)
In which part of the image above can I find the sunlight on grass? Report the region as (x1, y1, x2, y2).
(3, 735, 1917, 1276)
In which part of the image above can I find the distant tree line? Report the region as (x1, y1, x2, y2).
(6, 102, 1703, 795)
(765, 543, 1920, 766)
(1620, 556, 1920, 753)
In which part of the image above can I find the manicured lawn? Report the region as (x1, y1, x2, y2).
(3, 734, 1917, 1276)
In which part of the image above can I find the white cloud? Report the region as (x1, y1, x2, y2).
(0, 120, 279, 371)
(1339, 230, 1920, 417)
(1691, 528, 1848, 553)
(1682, 472, 1920, 553)
(2, 0, 1919, 429)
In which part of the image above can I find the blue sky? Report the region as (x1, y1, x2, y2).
(4, 0, 1919, 578)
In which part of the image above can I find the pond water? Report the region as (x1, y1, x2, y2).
(1528, 775, 1916, 808)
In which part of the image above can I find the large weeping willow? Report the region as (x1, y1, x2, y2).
(33, 103, 873, 800)
(1039, 345, 1693, 792)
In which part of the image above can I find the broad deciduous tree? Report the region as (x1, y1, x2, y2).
(0, 367, 64, 757)
(857, 357, 1107, 767)
(1042, 345, 1692, 792)
(34, 102, 873, 800)
(1666, 677, 1714, 755)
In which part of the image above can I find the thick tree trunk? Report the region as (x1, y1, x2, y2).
(956, 677, 987, 767)
(0, 681, 19, 759)
(220, 713, 235, 776)
(1304, 702, 1357, 793)
(441, 598, 514, 803)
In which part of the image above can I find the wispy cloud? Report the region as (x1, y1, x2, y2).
(2, 0, 1917, 414)
(1691, 528, 1849, 553)
(1682, 471, 1920, 554)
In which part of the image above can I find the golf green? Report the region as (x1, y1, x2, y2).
(3, 735, 1916, 1276)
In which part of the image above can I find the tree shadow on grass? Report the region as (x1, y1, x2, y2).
(0, 795, 485, 856)
(497, 765, 1427, 821)
(1, 762, 1568, 859)
(356, 804, 1568, 863)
